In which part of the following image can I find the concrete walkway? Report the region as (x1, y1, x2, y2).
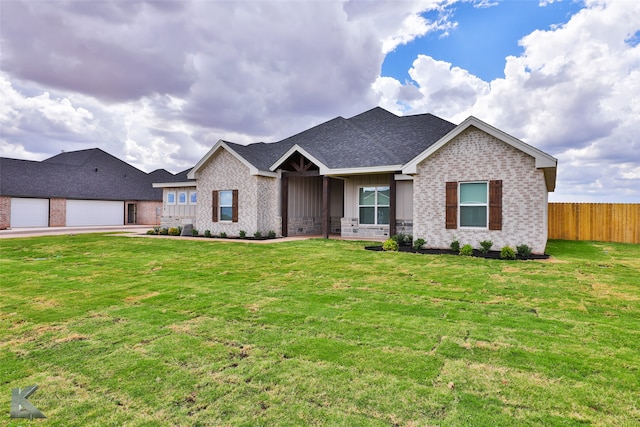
(0, 225, 382, 243)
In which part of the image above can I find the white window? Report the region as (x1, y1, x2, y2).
(166, 191, 176, 205)
(359, 186, 390, 225)
(219, 190, 233, 221)
(459, 182, 488, 228)
(178, 191, 187, 205)
(189, 191, 197, 205)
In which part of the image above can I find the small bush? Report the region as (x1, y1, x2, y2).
(268, 230, 276, 239)
(480, 240, 493, 253)
(450, 239, 460, 253)
(460, 244, 474, 256)
(239, 230, 246, 238)
(220, 232, 227, 238)
(254, 231, 262, 239)
(146, 229, 156, 235)
(413, 238, 426, 251)
(168, 227, 180, 236)
(159, 228, 169, 235)
(392, 233, 412, 246)
(382, 239, 399, 252)
(517, 244, 532, 259)
(204, 230, 212, 238)
(500, 246, 516, 260)
(191, 229, 198, 236)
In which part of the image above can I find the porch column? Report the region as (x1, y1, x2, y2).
(389, 174, 397, 237)
(322, 176, 330, 238)
(281, 175, 288, 237)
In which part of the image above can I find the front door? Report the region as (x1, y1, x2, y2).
(127, 203, 137, 224)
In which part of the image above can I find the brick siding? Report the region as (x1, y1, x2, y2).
(49, 198, 66, 227)
(195, 149, 280, 236)
(0, 196, 10, 229)
(412, 127, 549, 254)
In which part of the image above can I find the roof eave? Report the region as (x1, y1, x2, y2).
(188, 140, 263, 179)
(269, 145, 329, 173)
(152, 181, 197, 188)
(402, 116, 558, 191)
(325, 165, 404, 177)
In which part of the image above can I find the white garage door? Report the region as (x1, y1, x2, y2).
(66, 200, 124, 226)
(10, 198, 50, 227)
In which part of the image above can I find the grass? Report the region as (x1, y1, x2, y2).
(0, 235, 639, 426)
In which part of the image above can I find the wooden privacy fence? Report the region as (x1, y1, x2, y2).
(548, 203, 640, 244)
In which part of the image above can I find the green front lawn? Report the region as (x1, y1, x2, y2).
(1, 235, 638, 426)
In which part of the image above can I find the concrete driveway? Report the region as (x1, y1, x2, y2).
(0, 225, 151, 239)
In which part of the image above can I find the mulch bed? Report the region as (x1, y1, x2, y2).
(365, 245, 549, 260)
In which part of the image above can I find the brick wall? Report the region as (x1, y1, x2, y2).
(0, 196, 10, 229)
(194, 149, 280, 236)
(133, 201, 162, 225)
(49, 198, 66, 226)
(413, 127, 549, 254)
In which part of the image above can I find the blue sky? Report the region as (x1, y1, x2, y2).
(383, 1, 586, 82)
(1, 0, 639, 202)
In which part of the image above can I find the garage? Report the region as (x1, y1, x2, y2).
(10, 198, 50, 227)
(66, 200, 124, 226)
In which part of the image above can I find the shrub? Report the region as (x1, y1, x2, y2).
(239, 230, 246, 238)
(220, 232, 227, 238)
(191, 229, 199, 237)
(450, 239, 460, 253)
(382, 238, 399, 252)
(500, 245, 516, 260)
(413, 238, 426, 251)
(159, 228, 169, 235)
(480, 240, 493, 253)
(146, 229, 156, 235)
(517, 244, 532, 259)
(168, 227, 180, 236)
(268, 230, 276, 239)
(460, 244, 474, 256)
(204, 230, 211, 238)
(391, 233, 412, 246)
(254, 231, 262, 239)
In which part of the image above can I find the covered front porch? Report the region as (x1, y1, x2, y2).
(279, 153, 410, 239)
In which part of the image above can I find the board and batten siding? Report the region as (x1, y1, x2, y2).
(162, 187, 197, 217)
(287, 176, 322, 218)
(343, 175, 412, 220)
(340, 174, 413, 239)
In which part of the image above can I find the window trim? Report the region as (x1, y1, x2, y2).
(219, 190, 233, 222)
(177, 191, 188, 205)
(166, 191, 176, 205)
(358, 186, 390, 226)
(459, 181, 488, 229)
(188, 191, 197, 205)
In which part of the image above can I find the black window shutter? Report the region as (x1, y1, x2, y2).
(211, 191, 218, 222)
(489, 180, 502, 230)
(445, 182, 457, 229)
(232, 190, 239, 223)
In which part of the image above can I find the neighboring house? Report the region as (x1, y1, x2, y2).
(157, 107, 557, 253)
(0, 148, 184, 229)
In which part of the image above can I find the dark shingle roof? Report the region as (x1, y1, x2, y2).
(225, 107, 456, 172)
(1, 148, 187, 201)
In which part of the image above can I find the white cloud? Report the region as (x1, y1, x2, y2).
(1, 0, 638, 202)
(373, 0, 640, 202)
